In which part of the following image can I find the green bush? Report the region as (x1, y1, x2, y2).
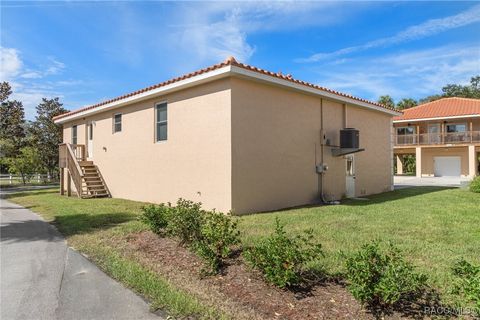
(166, 199, 204, 245)
(140, 198, 240, 275)
(243, 218, 323, 288)
(140, 203, 173, 234)
(452, 259, 480, 310)
(469, 176, 480, 193)
(344, 241, 428, 307)
(195, 211, 240, 274)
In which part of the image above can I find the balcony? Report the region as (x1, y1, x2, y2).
(394, 131, 480, 146)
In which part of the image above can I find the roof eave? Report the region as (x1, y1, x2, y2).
(54, 65, 233, 124)
(393, 114, 480, 123)
(55, 64, 401, 124)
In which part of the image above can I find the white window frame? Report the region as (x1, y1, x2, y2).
(113, 113, 122, 133)
(71, 125, 78, 144)
(155, 101, 168, 142)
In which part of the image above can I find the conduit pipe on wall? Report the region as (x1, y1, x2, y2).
(318, 98, 327, 203)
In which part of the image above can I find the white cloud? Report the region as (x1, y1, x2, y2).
(1, 47, 69, 119)
(176, 9, 255, 63)
(0, 47, 23, 80)
(316, 44, 480, 101)
(298, 4, 480, 62)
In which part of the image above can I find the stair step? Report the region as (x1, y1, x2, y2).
(84, 177, 101, 181)
(85, 183, 105, 189)
(65, 158, 109, 198)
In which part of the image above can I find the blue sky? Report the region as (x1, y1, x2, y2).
(1, 1, 479, 119)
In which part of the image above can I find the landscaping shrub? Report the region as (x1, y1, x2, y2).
(141, 198, 241, 275)
(166, 198, 204, 245)
(452, 259, 480, 310)
(140, 203, 173, 234)
(195, 211, 241, 274)
(244, 218, 323, 288)
(469, 176, 480, 193)
(344, 241, 428, 307)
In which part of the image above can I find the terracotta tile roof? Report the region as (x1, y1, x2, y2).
(53, 56, 394, 121)
(393, 97, 480, 121)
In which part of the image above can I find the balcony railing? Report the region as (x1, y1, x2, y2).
(394, 131, 480, 146)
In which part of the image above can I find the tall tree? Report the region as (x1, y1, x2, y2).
(31, 97, 67, 177)
(418, 94, 443, 104)
(396, 98, 417, 110)
(7, 146, 41, 185)
(0, 82, 26, 155)
(0, 82, 12, 102)
(442, 76, 480, 99)
(378, 95, 395, 109)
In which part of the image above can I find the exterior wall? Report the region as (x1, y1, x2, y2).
(421, 146, 469, 177)
(347, 106, 393, 196)
(230, 78, 322, 214)
(230, 78, 393, 214)
(61, 76, 394, 214)
(62, 79, 232, 212)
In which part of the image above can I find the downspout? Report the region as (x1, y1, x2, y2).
(318, 98, 327, 203)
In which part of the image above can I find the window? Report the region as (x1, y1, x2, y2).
(446, 124, 466, 133)
(72, 125, 77, 144)
(88, 123, 93, 140)
(113, 113, 122, 133)
(396, 126, 416, 135)
(156, 102, 167, 141)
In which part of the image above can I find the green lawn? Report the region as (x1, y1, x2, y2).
(239, 186, 480, 304)
(4, 186, 479, 311)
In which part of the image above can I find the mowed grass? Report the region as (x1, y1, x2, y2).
(4, 186, 480, 308)
(239, 186, 480, 303)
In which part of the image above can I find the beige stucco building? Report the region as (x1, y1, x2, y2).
(54, 57, 400, 214)
(393, 97, 480, 178)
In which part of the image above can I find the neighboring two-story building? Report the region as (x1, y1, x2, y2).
(54, 57, 400, 214)
(393, 97, 480, 178)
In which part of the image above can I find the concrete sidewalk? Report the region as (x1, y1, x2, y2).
(394, 175, 471, 189)
(0, 199, 161, 320)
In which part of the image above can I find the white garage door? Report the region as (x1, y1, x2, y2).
(433, 156, 461, 177)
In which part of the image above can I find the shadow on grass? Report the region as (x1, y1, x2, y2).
(1, 189, 59, 199)
(343, 186, 455, 206)
(0, 211, 135, 242)
(52, 212, 136, 236)
(249, 187, 455, 215)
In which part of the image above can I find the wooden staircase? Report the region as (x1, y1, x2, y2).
(59, 143, 110, 199)
(79, 161, 109, 198)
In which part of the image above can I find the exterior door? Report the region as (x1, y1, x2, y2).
(87, 122, 94, 159)
(428, 124, 441, 144)
(345, 155, 355, 198)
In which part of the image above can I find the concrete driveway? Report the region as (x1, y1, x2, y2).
(0, 199, 162, 320)
(394, 175, 471, 189)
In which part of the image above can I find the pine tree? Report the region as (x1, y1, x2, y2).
(31, 98, 67, 177)
(0, 82, 26, 155)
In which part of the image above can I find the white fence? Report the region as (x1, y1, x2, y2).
(0, 174, 55, 185)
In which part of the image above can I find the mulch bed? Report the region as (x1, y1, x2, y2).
(125, 231, 441, 320)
